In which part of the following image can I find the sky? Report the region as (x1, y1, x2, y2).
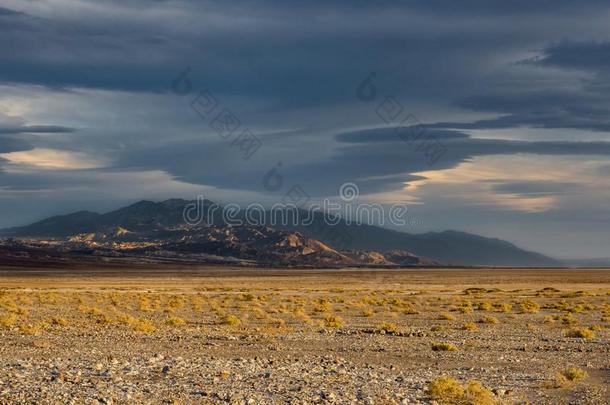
(1, 0, 610, 259)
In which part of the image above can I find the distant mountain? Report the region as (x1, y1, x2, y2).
(283, 217, 560, 267)
(2, 199, 217, 236)
(561, 258, 610, 268)
(0, 226, 438, 268)
(0, 199, 560, 267)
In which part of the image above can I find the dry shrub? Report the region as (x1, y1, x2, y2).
(428, 377, 496, 404)
(479, 316, 500, 324)
(458, 306, 473, 314)
(432, 342, 458, 352)
(375, 322, 397, 334)
(560, 367, 588, 382)
(313, 299, 332, 313)
(495, 303, 512, 313)
(553, 367, 588, 388)
(463, 288, 487, 296)
(0, 313, 17, 328)
(19, 322, 44, 335)
(560, 313, 578, 325)
(52, 317, 69, 327)
(293, 309, 313, 325)
(166, 315, 186, 327)
(117, 314, 156, 333)
(219, 314, 241, 327)
(566, 328, 595, 339)
(361, 308, 374, 317)
(131, 318, 156, 333)
(95, 313, 113, 325)
(323, 315, 344, 328)
(440, 312, 456, 321)
(166, 296, 184, 313)
(462, 322, 478, 332)
(138, 297, 153, 312)
(542, 315, 555, 324)
(519, 300, 540, 313)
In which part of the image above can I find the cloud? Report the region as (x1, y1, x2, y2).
(0, 125, 75, 134)
(530, 41, 610, 72)
(105, 125, 610, 199)
(490, 181, 582, 196)
(0, 148, 106, 170)
(0, 136, 31, 154)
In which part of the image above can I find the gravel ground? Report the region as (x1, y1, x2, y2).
(0, 269, 608, 404)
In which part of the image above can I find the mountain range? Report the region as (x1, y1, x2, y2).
(0, 199, 561, 267)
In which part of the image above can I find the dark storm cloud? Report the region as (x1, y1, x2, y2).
(0, 6, 22, 16)
(113, 126, 610, 197)
(2, 0, 610, 182)
(0, 169, 96, 191)
(432, 40, 610, 133)
(0, 125, 75, 134)
(336, 129, 469, 143)
(425, 89, 610, 132)
(531, 41, 610, 71)
(0, 0, 606, 110)
(0, 135, 30, 152)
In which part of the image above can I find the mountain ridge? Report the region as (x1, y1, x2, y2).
(0, 198, 560, 267)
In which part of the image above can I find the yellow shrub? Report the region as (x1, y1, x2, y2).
(166, 316, 186, 327)
(479, 316, 500, 324)
(361, 308, 374, 317)
(52, 317, 69, 327)
(220, 314, 241, 326)
(19, 323, 43, 335)
(428, 377, 496, 405)
(313, 299, 332, 313)
(554, 367, 588, 388)
(138, 297, 153, 312)
(428, 377, 464, 402)
(131, 318, 156, 333)
(462, 322, 478, 332)
(519, 300, 540, 313)
(0, 313, 17, 328)
(324, 315, 344, 328)
(567, 328, 595, 339)
(560, 313, 578, 325)
(375, 322, 397, 334)
(432, 342, 458, 352)
(560, 367, 588, 382)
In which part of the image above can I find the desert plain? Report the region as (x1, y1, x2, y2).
(0, 267, 608, 404)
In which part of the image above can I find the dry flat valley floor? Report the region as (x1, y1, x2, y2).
(0, 268, 608, 404)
